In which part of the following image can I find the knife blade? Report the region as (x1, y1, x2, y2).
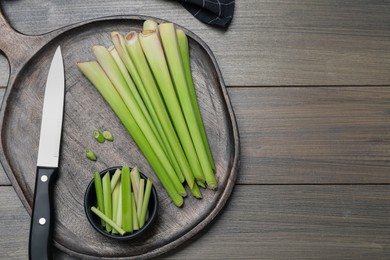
(29, 46, 65, 260)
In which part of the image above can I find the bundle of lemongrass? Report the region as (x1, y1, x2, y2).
(78, 20, 216, 207)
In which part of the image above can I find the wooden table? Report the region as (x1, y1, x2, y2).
(0, 1, 389, 259)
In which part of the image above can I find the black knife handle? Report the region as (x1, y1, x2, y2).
(29, 167, 58, 260)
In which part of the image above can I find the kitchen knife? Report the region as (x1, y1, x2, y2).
(29, 46, 65, 260)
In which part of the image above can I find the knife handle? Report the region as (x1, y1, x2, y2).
(29, 167, 58, 260)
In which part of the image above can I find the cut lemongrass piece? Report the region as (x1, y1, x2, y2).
(102, 173, 112, 232)
(121, 165, 133, 233)
(111, 179, 120, 234)
(93, 172, 105, 227)
(102, 130, 114, 141)
(77, 61, 183, 206)
(176, 28, 215, 171)
(93, 130, 105, 143)
(143, 20, 160, 38)
(110, 168, 121, 192)
(138, 29, 205, 186)
(131, 192, 139, 230)
(115, 182, 123, 230)
(137, 178, 145, 221)
(85, 148, 97, 161)
(159, 23, 217, 190)
(93, 45, 186, 197)
(139, 178, 152, 228)
(130, 167, 140, 204)
(91, 207, 125, 235)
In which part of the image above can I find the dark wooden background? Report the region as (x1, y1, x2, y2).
(0, 0, 389, 259)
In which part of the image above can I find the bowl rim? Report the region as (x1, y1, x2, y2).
(84, 166, 158, 240)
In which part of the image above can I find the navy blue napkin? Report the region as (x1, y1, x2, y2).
(179, 0, 235, 28)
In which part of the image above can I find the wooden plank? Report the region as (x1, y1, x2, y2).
(229, 87, 390, 184)
(1, 0, 390, 86)
(1, 185, 389, 259)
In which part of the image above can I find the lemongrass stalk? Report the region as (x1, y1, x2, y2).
(93, 45, 186, 196)
(102, 173, 112, 232)
(77, 61, 183, 206)
(159, 23, 217, 189)
(110, 168, 121, 192)
(126, 31, 196, 188)
(196, 179, 206, 189)
(131, 192, 139, 230)
(111, 179, 120, 234)
(136, 178, 145, 221)
(115, 182, 123, 229)
(121, 166, 132, 233)
(108, 46, 161, 148)
(91, 207, 125, 235)
(116, 32, 185, 184)
(138, 30, 206, 185)
(93, 172, 105, 227)
(143, 20, 160, 38)
(130, 167, 140, 203)
(176, 28, 215, 171)
(140, 178, 152, 228)
(190, 182, 202, 199)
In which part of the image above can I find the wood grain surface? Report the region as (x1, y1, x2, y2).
(1, 0, 390, 259)
(2, 0, 390, 86)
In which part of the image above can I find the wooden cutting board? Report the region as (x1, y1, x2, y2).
(0, 10, 239, 259)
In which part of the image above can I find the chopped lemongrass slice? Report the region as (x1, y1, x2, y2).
(91, 207, 125, 235)
(131, 192, 139, 230)
(110, 168, 121, 192)
(93, 172, 105, 227)
(139, 178, 153, 228)
(102, 173, 112, 232)
(103, 130, 114, 141)
(85, 148, 97, 161)
(121, 166, 133, 233)
(93, 130, 105, 143)
(111, 179, 120, 234)
(137, 179, 145, 221)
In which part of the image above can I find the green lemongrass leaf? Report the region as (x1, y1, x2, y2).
(159, 23, 217, 189)
(131, 192, 139, 230)
(110, 169, 121, 192)
(93, 130, 105, 143)
(93, 172, 105, 227)
(136, 178, 145, 221)
(111, 178, 120, 234)
(139, 178, 153, 228)
(176, 28, 215, 171)
(91, 207, 125, 235)
(77, 61, 183, 206)
(93, 45, 186, 196)
(138, 29, 205, 186)
(121, 165, 133, 233)
(102, 173, 112, 232)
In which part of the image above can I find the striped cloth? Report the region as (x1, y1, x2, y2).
(179, 0, 235, 28)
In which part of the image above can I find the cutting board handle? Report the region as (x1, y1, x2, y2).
(0, 8, 49, 76)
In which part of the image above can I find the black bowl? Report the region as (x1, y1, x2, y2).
(84, 166, 158, 240)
